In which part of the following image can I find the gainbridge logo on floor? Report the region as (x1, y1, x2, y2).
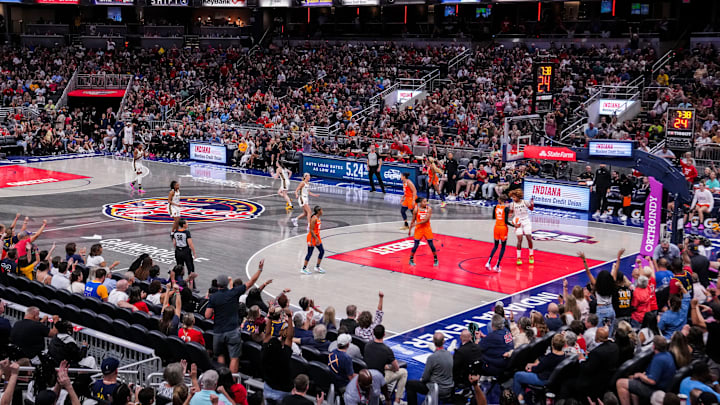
(103, 196, 264, 223)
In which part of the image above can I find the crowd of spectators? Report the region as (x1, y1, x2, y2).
(1, 211, 720, 405)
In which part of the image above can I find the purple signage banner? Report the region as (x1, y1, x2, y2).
(640, 177, 663, 256)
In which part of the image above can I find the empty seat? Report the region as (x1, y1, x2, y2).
(33, 296, 50, 313)
(186, 341, 218, 372)
(132, 310, 155, 331)
(290, 355, 309, 380)
(13, 277, 31, 293)
(96, 314, 114, 335)
(241, 341, 263, 378)
(352, 358, 368, 374)
(166, 335, 189, 363)
(351, 335, 368, 355)
(98, 301, 118, 318)
(529, 331, 555, 361)
(60, 304, 81, 323)
(326, 330, 338, 342)
(2, 286, 20, 303)
(28, 280, 45, 296)
(307, 361, 333, 395)
(78, 309, 99, 330)
(147, 330, 174, 364)
(17, 291, 35, 307)
(112, 319, 131, 340)
(68, 293, 87, 309)
(301, 346, 325, 363)
(127, 324, 150, 346)
(45, 300, 65, 318)
(54, 289, 73, 304)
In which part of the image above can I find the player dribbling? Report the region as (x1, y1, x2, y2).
(408, 197, 438, 267)
(509, 189, 535, 265)
(401, 173, 417, 229)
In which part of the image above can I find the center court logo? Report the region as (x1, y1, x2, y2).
(103, 196, 264, 224)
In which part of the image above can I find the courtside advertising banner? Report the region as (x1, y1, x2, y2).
(640, 177, 663, 256)
(189, 143, 228, 164)
(523, 145, 576, 162)
(302, 154, 418, 188)
(523, 178, 590, 211)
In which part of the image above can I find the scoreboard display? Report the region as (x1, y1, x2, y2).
(665, 108, 696, 150)
(533, 63, 556, 114)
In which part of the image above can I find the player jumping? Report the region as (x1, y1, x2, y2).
(273, 161, 294, 211)
(130, 143, 148, 193)
(401, 173, 417, 229)
(302, 206, 325, 275)
(509, 189, 535, 265)
(168, 180, 181, 234)
(408, 197, 438, 267)
(426, 157, 446, 208)
(486, 194, 514, 272)
(293, 173, 319, 227)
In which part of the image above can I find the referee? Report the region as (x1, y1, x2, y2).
(172, 219, 197, 290)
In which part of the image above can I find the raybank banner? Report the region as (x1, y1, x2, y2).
(640, 177, 663, 256)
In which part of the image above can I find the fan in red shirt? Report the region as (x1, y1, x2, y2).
(129, 287, 150, 313)
(178, 314, 206, 345)
(680, 154, 698, 184)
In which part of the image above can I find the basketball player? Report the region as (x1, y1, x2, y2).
(122, 122, 134, 154)
(172, 218, 196, 291)
(292, 173, 318, 227)
(408, 197, 438, 267)
(509, 189, 535, 265)
(426, 158, 446, 208)
(168, 181, 181, 234)
(401, 173, 417, 229)
(302, 206, 325, 275)
(272, 161, 293, 211)
(130, 143, 148, 193)
(486, 195, 514, 272)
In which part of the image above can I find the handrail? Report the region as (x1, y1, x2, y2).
(56, 69, 78, 109)
(118, 75, 134, 117)
(447, 48, 471, 72)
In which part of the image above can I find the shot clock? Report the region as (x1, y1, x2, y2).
(533, 63, 555, 113)
(665, 108, 696, 151)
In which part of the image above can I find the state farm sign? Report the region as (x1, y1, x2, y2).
(523, 145, 576, 162)
(598, 99, 636, 116)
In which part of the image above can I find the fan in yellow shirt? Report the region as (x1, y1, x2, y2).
(18, 250, 40, 280)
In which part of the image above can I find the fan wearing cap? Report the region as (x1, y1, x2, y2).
(328, 334, 355, 389)
(90, 357, 120, 401)
(343, 369, 385, 405)
(205, 259, 265, 374)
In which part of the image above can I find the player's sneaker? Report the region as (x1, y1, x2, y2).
(494, 265, 502, 273)
(516, 259, 523, 265)
(401, 225, 409, 230)
(433, 257, 439, 267)
(138, 189, 146, 194)
(600, 212, 609, 219)
(620, 215, 628, 221)
(440, 201, 447, 208)
(685, 222, 693, 228)
(592, 211, 601, 218)
(699, 224, 705, 230)
(300, 267, 312, 275)
(529, 255, 535, 264)
(314, 266, 326, 274)
(409, 258, 415, 266)
(291, 218, 298, 227)
(485, 261, 492, 271)
(130, 182, 135, 190)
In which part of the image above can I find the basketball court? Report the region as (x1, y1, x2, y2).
(0, 155, 649, 374)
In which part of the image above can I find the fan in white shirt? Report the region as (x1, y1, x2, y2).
(686, 181, 715, 231)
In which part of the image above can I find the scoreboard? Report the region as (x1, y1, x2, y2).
(532, 63, 556, 114)
(665, 108, 696, 150)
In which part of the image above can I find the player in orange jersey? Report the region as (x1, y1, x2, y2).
(408, 197, 438, 267)
(301, 206, 325, 275)
(486, 195, 514, 272)
(401, 173, 417, 229)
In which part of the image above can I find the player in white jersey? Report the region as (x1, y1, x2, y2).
(130, 143, 148, 194)
(272, 161, 294, 211)
(168, 180, 182, 234)
(122, 122, 134, 153)
(686, 180, 715, 230)
(292, 173, 318, 227)
(509, 189, 535, 265)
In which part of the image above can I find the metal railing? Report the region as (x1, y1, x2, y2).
(118, 75, 135, 117)
(447, 48, 471, 72)
(75, 74, 133, 89)
(56, 69, 78, 109)
(559, 84, 641, 142)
